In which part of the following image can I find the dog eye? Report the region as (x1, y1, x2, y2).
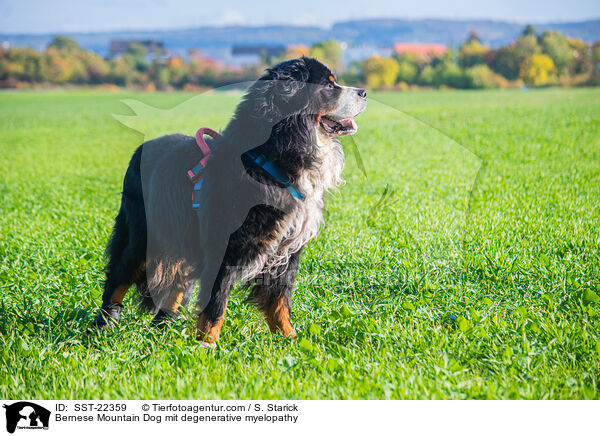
(326, 83, 334, 89)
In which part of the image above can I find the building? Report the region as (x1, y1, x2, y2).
(394, 43, 448, 59)
(231, 44, 286, 66)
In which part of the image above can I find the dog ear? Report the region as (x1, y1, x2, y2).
(252, 58, 310, 123)
(223, 58, 312, 151)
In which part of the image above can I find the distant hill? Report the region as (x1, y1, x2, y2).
(331, 18, 600, 47)
(0, 25, 329, 59)
(1, 18, 598, 60)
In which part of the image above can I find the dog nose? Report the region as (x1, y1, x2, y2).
(357, 88, 367, 99)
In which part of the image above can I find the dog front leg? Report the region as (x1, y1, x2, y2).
(247, 248, 303, 338)
(195, 263, 233, 347)
(263, 295, 295, 338)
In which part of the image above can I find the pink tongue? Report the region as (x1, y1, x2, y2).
(338, 118, 357, 130)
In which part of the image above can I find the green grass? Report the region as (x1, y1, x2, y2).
(1, 87, 599, 399)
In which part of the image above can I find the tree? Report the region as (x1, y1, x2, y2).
(459, 37, 490, 68)
(487, 47, 518, 79)
(0, 47, 41, 82)
(108, 58, 137, 86)
(42, 36, 88, 83)
(418, 65, 435, 86)
(567, 38, 592, 75)
(464, 64, 508, 89)
(165, 56, 186, 87)
(40, 48, 76, 83)
(78, 51, 109, 84)
(123, 42, 149, 72)
(466, 30, 481, 44)
(361, 56, 400, 88)
(488, 33, 541, 80)
(519, 54, 555, 86)
(394, 51, 426, 68)
(339, 60, 363, 87)
(310, 40, 344, 72)
(47, 36, 80, 52)
(522, 25, 536, 37)
(514, 34, 541, 61)
(589, 42, 600, 85)
(396, 60, 417, 84)
(155, 65, 171, 89)
(540, 32, 573, 76)
(433, 61, 468, 88)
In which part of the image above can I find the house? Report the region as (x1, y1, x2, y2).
(231, 44, 286, 57)
(231, 44, 286, 66)
(394, 43, 447, 59)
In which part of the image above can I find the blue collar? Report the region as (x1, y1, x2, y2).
(244, 151, 305, 200)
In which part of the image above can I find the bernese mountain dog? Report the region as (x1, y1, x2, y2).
(90, 57, 367, 347)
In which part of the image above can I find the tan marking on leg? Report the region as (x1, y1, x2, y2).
(162, 289, 185, 314)
(196, 307, 227, 344)
(263, 297, 296, 338)
(110, 285, 131, 304)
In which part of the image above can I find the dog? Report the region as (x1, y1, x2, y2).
(90, 57, 367, 347)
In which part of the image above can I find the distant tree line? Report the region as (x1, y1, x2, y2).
(1, 26, 599, 90)
(351, 26, 600, 90)
(0, 36, 260, 90)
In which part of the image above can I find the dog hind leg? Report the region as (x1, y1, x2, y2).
(91, 206, 146, 330)
(150, 281, 194, 326)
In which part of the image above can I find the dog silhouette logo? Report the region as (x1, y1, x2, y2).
(2, 402, 50, 433)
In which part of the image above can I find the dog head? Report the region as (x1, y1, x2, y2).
(303, 57, 367, 137)
(259, 57, 367, 134)
(229, 57, 366, 143)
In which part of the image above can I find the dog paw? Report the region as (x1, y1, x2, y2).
(150, 309, 179, 328)
(199, 341, 217, 352)
(88, 304, 123, 332)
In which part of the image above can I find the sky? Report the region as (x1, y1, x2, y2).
(1, 0, 599, 34)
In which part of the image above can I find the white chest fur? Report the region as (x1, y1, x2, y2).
(242, 129, 345, 281)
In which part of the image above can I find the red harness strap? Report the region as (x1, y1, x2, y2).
(187, 127, 221, 181)
(195, 127, 220, 164)
(188, 127, 221, 209)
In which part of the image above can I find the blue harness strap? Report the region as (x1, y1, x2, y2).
(244, 151, 305, 200)
(192, 178, 204, 209)
(188, 128, 305, 211)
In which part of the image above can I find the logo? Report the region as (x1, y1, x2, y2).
(2, 402, 50, 434)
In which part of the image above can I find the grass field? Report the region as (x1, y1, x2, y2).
(1, 87, 599, 399)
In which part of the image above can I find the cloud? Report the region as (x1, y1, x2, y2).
(291, 13, 317, 26)
(221, 9, 246, 26)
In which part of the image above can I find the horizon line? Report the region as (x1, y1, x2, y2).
(2, 15, 599, 37)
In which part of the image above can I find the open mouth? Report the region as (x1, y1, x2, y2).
(319, 116, 358, 136)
